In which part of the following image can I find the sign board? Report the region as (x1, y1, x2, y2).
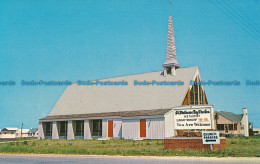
(174, 108, 212, 130)
(202, 131, 220, 144)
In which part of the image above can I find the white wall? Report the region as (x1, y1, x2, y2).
(165, 110, 175, 138)
(1, 129, 29, 139)
(84, 119, 91, 140)
(38, 122, 44, 139)
(0, 132, 17, 139)
(147, 118, 165, 139)
(113, 119, 122, 138)
(122, 119, 140, 139)
(67, 120, 74, 140)
(102, 119, 108, 138)
(52, 122, 59, 139)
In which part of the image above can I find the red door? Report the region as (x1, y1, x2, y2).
(108, 120, 113, 138)
(140, 119, 146, 138)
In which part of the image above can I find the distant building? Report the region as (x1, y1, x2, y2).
(0, 128, 18, 139)
(17, 129, 30, 138)
(253, 128, 260, 136)
(0, 128, 30, 139)
(28, 128, 39, 137)
(214, 108, 249, 137)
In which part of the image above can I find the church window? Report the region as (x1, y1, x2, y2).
(75, 120, 84, 136)
(45, 122, 52, 137)
(59, 121, 68, 137)
(92, 119, 102, 137)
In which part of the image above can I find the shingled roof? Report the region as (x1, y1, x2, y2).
(47, 66, 199, 116)
(40, 108, 172, 121)
(216, 111, 243, 123)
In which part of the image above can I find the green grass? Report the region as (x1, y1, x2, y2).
(0, 138, 37, 142)
(0, 136, 259, 157)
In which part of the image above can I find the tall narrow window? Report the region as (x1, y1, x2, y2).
(194, 79, 198, 105)
(45, 122, 52, 137)
(75, 120, 84, 136)
(229, 124, 234, 131)
(190, 86, 195, 104)
(199, 84, 204, 104)
(60, 121, 68, 137)
(189, 76, 206, 105)
(166, 67, 171, 75)
(234, 124, 238, 130)
(92, 119, 102, 137)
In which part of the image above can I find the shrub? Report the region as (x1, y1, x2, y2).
(230, 140, 237, 144)
(31, 142, 36, 146)
(23, 141, 28, 145)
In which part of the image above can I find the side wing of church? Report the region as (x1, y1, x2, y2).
(38, 15, 209, 140)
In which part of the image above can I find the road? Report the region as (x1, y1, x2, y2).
(0, 154, 259, 164)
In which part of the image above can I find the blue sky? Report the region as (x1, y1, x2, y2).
(0, 0, 259, 129)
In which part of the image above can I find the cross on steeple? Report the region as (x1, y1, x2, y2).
(169, 1, 172, 15)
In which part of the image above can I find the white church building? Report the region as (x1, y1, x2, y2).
(38, 15, 210, 140)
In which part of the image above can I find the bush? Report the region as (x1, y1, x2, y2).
(230, 140, 236, 144)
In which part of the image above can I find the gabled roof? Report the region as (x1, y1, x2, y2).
(47, 66, 199, 116)
(1, 128, 18, 131)
(28, 128, 38, 133)
(216, 111, 243, 123)
(41, 108, 171, 121)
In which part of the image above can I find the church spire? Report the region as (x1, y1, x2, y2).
(163, 16, 180, 67)
(163, 3, 180, 76)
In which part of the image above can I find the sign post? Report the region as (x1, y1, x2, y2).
(202, 131, 220, 151)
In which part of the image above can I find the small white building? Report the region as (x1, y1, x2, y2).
(253, 128, 260, 136)
(0, 128, 30, 139)
(28, 128, 39, 138)
(17, 129, 30, 138)
(0, 128, 19, 139)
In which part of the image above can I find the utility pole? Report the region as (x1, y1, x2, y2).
(21, 122, 23, 139)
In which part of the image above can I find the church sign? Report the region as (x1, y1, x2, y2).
(173, 107, 213, 130)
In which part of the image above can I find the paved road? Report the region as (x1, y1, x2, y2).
(0, 154, 259, 164)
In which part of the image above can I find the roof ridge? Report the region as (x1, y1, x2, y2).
(218, 111, 241, 122)
(71, 66, 199, 84)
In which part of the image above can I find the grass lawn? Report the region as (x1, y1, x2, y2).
(0, 136, 259, 157)
(0, 138, 37, 143)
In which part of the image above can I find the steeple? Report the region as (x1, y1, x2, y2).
(163, 12, 180, 76)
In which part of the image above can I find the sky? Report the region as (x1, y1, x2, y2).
(0, 0, 259, 129)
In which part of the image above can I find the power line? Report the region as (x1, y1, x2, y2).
(213, 0, 258, 40)
(209, 0, 259, 41)
(220, 1, 259, 37)
(223, 0, 259, 35)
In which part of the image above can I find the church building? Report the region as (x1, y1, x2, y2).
(38, 15, 210, 140)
